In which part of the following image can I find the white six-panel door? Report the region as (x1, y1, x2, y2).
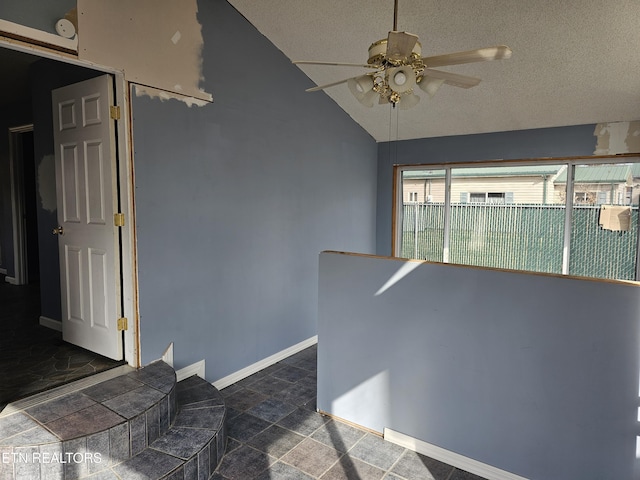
(52, 75, 122, 360)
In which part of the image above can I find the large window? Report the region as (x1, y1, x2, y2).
(396, 159, 640, 281)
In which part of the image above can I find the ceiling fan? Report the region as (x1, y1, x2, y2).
(293, 0, 512, 109)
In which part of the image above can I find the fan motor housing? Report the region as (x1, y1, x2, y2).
(368, 37, 422, 65)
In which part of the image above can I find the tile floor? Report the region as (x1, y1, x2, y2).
(1, 277, 488, 479)
(0, 279, 123, 411)
(216, 345, 487, 480)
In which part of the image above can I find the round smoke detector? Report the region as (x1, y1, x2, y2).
(55, 19, 76, 39)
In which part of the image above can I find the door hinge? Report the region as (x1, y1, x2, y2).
(117, 317, 128, 331)
(114, 213, 125, 227)
(110, 105, 121, 120)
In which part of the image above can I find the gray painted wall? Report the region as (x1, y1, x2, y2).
(376, 125, 598, 255)
(132, 0, 377, 376)
(318, 251, 640, 480)
(0, 0, 75, 35)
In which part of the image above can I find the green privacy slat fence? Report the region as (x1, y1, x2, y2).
(401, 202, 445, 263)
(402, 203, 639, 280)
(570, 206, 638, 280)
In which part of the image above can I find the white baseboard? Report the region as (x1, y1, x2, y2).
(161, 343, 174, 368)
(4, 276, 17, 285)
(213, 335, 318, 390)
(157, 341, 204, 380)
(39, 316, 62, 331)
(175, 359, 205, 381)
(383, 428, 529, 480)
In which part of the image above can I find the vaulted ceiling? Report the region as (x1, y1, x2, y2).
(2, 1, 639, 144)
(228, 0, 640, 141)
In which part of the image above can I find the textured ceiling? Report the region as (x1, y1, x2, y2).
(228, 0, 640, 142)
(2, 1, 638, 143)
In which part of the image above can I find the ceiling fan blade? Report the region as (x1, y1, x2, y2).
(386, 31, 419, 62)
(423, 69, 481, 88)
(305, 78, 353, 92)
(423, 45, 512, 68)
(294, 60, 378, 69)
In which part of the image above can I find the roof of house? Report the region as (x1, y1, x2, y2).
(404, 163, 640, 183)
(554, 164, 632, 184)
(403, 165, 562, 180)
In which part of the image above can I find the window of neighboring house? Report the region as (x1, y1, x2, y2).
(573, 191, 595, 204)
(396, 159, 640, 281)
(487, 192, 506, 204)
(468, 192, 507, 203)
(408, 192, 418, 202)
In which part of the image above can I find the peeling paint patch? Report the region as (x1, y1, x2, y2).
(594, 121, 640, 155)
(134, 84, 211, 107)
(77, 0, 211, 102)
(38, 155, 57, 212)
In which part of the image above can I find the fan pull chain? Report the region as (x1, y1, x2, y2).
(388, 104, 400, 165)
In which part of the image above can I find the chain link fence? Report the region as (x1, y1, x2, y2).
(401, 203, 639, 280)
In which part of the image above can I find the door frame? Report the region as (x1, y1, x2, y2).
(7, 124, 34, 286)
(0, 38, 140, 368)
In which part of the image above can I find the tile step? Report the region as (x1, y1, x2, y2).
(0, 361, 227, 479)
(112, 376, 227, 480)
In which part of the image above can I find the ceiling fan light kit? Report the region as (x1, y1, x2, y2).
(347, 76, 378, 107)
(387, 66, 416, 93)
(294, 0, 512, 110)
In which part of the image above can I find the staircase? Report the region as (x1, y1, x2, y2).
(0, 360, 226, 479)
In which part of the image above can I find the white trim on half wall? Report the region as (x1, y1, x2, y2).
(384, 428, 530, 480)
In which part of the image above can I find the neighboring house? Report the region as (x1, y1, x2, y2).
(404, 163, 640, 206)
(553, 163, 637, 205)
(403, 165, 563, 204)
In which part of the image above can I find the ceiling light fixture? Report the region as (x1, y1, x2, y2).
(294, 0, 512, 110)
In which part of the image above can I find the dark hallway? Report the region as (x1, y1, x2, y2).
(0, 278, 123, 411)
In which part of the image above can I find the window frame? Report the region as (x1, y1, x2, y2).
(393, 156, 640, 281)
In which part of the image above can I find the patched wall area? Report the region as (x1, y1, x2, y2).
(77, 0, 212, 103)
(594, 121, 640, 155)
